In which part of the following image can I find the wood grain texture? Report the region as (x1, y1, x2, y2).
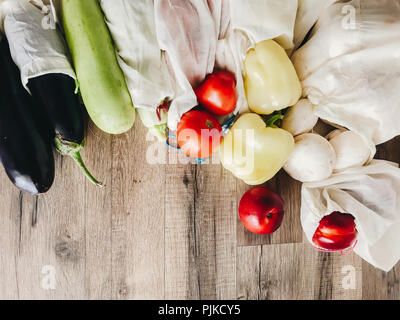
(111, 121, 166, 300)
(165, 150, 236, 300)
(0, 172, 22, 299)
(83, 123, 113, 300)
(237, 244, 362, 300)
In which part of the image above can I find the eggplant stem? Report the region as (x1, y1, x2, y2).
(74, 79, 80, 95)
(71, 151, 103, 187)
(55, 136, 103, 187)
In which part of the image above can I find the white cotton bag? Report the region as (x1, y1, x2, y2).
(292, 0, 400, 155)
(1, 0, 75, 92)
(154, 0, 222, 130)
(229, 0, 298, 51)
(301, 160, 400, 272)
(293, 0, 338, 49)
(154, 0, 300, 130)
(99, 0, 175, 140)
(99, 0, 174, 112)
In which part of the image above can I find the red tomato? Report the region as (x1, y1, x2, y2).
(312, 212, 358, 251)
(194, 71, 237, 116)
(239, 187, 285, 235)
(177, 110, 222, 159)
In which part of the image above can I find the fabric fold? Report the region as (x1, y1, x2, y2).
(301, 160, 400, 272)
(1, 0, 75, 92)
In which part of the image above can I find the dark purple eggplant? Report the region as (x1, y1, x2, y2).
(0, 38, 55, 195)
(27, 73, 102, 186)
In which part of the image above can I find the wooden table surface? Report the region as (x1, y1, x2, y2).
(0, 117, 399, 300)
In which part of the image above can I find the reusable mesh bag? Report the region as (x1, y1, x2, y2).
(293, 0, 400, 271)
(99, 0, 175, 140)
(292, 0, 400, 155)
(154, 0, 300, 130)
(302, 160, 400, 272)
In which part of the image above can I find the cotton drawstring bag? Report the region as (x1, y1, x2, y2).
(153, 0, 223, 131)
(100, 0, 174, 112)
(229, 0, 298, 51)
(293, 0, 338, 49)
(99, 0, 175, 140)
(294, 0, 400, 271)
(292, 0, 400, 156)
(302, 160, 400, 272)
(153, 0, 300, 130)
(101, 0, 309, 132)
(0, 0, 75, 92)
(221, 0, 300, 117)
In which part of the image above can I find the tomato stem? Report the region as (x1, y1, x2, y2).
(206, 120, 214, 129)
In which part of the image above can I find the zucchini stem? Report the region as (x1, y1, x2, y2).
(55, 135, 103, 187)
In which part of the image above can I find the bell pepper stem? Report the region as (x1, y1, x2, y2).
(265, 111, 284, 128)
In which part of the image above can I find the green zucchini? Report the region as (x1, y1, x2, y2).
(61, 0, 135, 135)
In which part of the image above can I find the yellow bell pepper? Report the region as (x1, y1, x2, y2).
(244, 40, 302, 115)
(220, 113, 294, 185)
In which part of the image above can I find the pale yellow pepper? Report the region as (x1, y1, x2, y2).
(244, 40, 302, 115)
(220, 113, 294, 185)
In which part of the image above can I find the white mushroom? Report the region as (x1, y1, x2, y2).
(325, 129, 344, 141)
(284, 133, 336, 182)
(282, 99, 319, 136)
(328, 130, 370, 172)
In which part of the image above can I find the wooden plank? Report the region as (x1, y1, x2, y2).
(237, 243, 362, 300)
(236, 246, 261, 300)
(110, 120, 166, 300)
(165, 151, 236, 300)
(4, 193, 43, 299)
(362, 257, 400, 300)
(315, 250, 362, 300)
(12, 150, 87, 299)
(0, 2, 94, 298)
(83, 123, 113, 300)
(237, 170, 303, 246)
(0, 123, 112, 300)
(0, 172, 23, 299)
(259, 244, 314, 300)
